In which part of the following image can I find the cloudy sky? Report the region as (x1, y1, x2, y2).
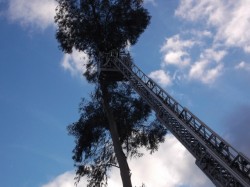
(1, 0, 250, 187)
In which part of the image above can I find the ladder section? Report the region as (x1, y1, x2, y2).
(112, 56, 250, 187)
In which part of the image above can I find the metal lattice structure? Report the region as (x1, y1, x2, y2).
(99, 52, 250, 187)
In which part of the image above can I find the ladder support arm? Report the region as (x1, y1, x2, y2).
(110, 54, 250, 187)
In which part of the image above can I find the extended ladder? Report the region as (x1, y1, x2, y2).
(104, 53, 250, 187)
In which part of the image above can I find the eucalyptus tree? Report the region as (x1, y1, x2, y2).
(55, 0, 165, 186)
(68, 83, 166, 186)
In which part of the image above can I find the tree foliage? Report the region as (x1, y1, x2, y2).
(55, 0, 150, 84)
(68, 83, 167, 186)
(55, 0, 150, 55)
(55, 1, 167, 186)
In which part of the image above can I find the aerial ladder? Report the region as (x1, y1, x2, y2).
(98, 51, 250, 187)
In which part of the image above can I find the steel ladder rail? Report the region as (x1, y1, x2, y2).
(111, 56, 250, 187)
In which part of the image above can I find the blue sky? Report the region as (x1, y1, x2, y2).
(0, 0, 250, 187)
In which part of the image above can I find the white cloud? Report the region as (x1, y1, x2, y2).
(41, 135, 212, 187)
(175, 0, 250, 54)
(202, 48, 227, 63)
(161, 35, 195, 67)
(189, 60, 223, 84)
(130, 134, 212, 187)
(175, 0, 228, 26)
(41, 171, 87, 187)
(189, 60, 207, 80)
(161, 35, 195, 52)
(188, 47, 226, 84)
(160, 33, 226, 85)
(184, 30, 213, 40)
(158, 1, 240, 85)
(163, 50, 190, 67)
(195, 30, 213, 38)
(61, 49, 89, 77)
(235, 61, 250, 71)
(148, 70, 172, 87)
(217, 0, 250, 53)
(7, 0, 57, 30)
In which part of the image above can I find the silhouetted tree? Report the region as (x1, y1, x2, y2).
(68, 83, 167, 186)
(54, 1, 166, 186)
(55, 0, 150, 55)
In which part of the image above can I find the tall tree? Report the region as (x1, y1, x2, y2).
(54, 0, 165, 186)
(68, 83, 167, 186)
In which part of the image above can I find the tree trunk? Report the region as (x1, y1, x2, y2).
(100, 82, 133, 187)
